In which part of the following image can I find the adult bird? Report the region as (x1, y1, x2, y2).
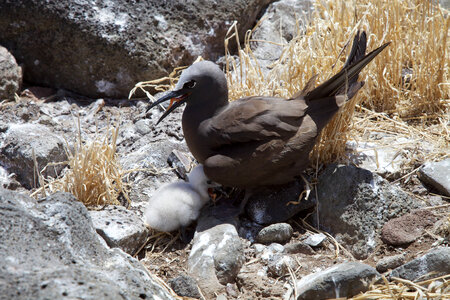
(147, 31, 389, 189)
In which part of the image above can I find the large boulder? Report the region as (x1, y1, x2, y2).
(389, 247, 450, 281)
(0, 45, 22, 100)
(418, 158, 450, 197)
(89, 205, 149, 256)
(295, 262, 380, 300)
(246, 179, 316, 224)
(188, 204, 245, 298)
(0, 0, 273, 98)
(0, 189, 175, 299)
(315, 164, 423, 259)
(251, 0, 313, 74)
(0, 123, 66, 189)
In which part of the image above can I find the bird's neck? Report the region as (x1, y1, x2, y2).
(193, 186, 209, 202)
(182, 94, 229, 162)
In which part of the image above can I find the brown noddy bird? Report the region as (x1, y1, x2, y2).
(148, 31, 389, 189)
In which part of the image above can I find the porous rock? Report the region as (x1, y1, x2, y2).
(0, 0, 273, 98)
(267, 254, 295, 277)
(0, 189, 175, 299)
(246, 180, 316, 224)
(303, 233, 327, 247)
(284, 242, 315, 255)
(256, 223, 293, 244)
(167, 149, 194, 180)
(168, 274, 201, 299)
(316, 164, 423, 259)
(296, 262, 380, 300)
(390, 247, 450, 281)
(0, 45, 22, 100)
(418, 158, 450, 197)
(376, 254, 406, 273)
(0, 123, 66, 189)
(251, 0, 313, 74)
(89, 205, 149, 255)
(381, 210, 438, 246)
(188, 204, 244, 298)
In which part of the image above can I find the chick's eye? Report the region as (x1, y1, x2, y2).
(183, 80, 196, 89)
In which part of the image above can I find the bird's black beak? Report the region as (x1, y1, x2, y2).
(146, 89, 189, 125)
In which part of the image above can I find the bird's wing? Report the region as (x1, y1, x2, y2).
(200, 96, 309, 149)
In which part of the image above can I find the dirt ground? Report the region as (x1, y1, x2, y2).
(139, 176, 449, 299)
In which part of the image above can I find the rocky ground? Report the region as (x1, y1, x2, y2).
(1, 88, 449, 299)
(1, 0, 449, 299)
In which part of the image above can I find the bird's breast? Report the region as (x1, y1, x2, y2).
(182, 112, 212, 163)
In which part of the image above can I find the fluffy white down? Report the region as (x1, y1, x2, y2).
(143, 165, 211, 232)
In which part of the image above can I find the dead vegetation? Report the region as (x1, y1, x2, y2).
(225, 0, 449, 166)
(32, 119, 130, 207)
(133, 0, 448, 170)
(130, 0, 449, 298)
(351, 275, 450, 300)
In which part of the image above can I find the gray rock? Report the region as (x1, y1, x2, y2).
(296, 262, 381, 300)
(381, 210, 438, 246)
(251, 0, 313, 74)
(188, 204, 244, 298)
(167, 149, 194, 180)
(316, 164, 423, 259)
(134, 119, 152, 136)
(418, 159, 450, 197)
(237, 219, 264, 242)
(89, 205, 149, 255)
(346, 138, 413, 179)
(260, 243, 285, 263)
(0, 166, 9, 188)
(0, 165, 20, 190)
(376, 254, 406, 273)
(253, 243, 267, 254)
(246, 180, 316, 224)
(441, 0, 450, 10)
(303, 233, 327, 247)
(267, 254, 295, 277)
(168, 275, 201, 299)
(0, 189, 175, 299)
(267, 243, 285, 253)
(0, 123, 66, 189)
(390, 247, 450, 281)
(0, 0, 273, 98)
(284, 242, 315, 255)
(0, 45, 22, 100)
(256, 223, 293, 244)
(121, 139, 186, 206)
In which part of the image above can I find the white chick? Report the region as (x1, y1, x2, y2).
(143, 164, 214, 232)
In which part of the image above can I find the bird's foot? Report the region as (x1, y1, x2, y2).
(179, 225, 195, 244)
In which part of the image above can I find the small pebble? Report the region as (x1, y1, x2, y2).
(376, 254, 406, 273)
(256, 223, 293, 244)
(303, 233, 326, 247)
(284, 242, 315, 255)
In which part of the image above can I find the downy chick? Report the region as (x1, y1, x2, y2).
(143, 164, 214, 232)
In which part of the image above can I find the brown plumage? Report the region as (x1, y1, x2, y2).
(148, 31, 389, 188)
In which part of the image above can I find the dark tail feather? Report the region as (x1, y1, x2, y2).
(291, 74, 318, 98)
(305, 31, 390, 101)
(343, 31, 367, 69)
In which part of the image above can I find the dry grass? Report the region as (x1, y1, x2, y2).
(225, 0, 449, 165)
(134, 0, 448, 168)
(349, 274, 450, 300)
(32, 120, 130, 207)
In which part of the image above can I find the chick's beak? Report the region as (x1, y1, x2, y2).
(146, 90, 189, 125)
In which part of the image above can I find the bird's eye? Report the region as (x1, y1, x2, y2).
(183, 80, 196, 89)
(206, 180, 212, 184)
